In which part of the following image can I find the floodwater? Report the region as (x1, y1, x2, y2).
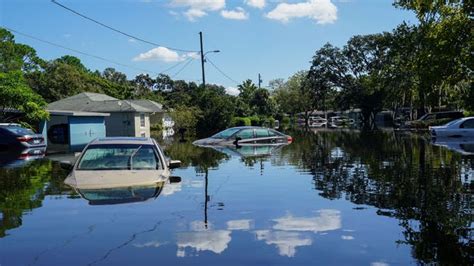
(0, 130, 472, 265)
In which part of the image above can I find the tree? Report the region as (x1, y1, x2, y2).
(170, 105, 202, 136)
(273, 71, 312, 124)
(0, 71, 49, 123)
(0, 28, 43, 73)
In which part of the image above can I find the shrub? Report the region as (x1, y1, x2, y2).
(249, 116, 261, 126)
(231, 117, 251, 126)
(150, 122, 163, 132)
(262, 117, 276, 128)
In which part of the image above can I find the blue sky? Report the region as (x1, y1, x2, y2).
(1, 0, 416, 94)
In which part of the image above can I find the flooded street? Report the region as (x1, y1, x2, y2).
(1, 130, 472, 265)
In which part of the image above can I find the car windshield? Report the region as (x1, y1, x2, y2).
(3, 126, 35, 135)
(211, 128, 241, 139)
(77, 144, 161, 170)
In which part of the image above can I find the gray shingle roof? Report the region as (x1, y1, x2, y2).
(47, 92, 163, 113)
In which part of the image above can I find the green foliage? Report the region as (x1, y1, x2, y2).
(150, 122, 163, 132)
(281, 116, 291, 125)
(0, 27, 43, 73)
(0, 71, 49, 123)
(170, 106, 202, 135)
(231, 117, 251, 126)
(249, 115, 261, 126)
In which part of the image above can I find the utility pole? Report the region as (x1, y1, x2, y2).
(258, 73, 262, 89)
(199, 31, 205, 88)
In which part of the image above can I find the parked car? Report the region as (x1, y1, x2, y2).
(429, 117, 474, 138)
(209, 144, 287, 158)
(329, 116, 355, 128)
(192, 127, 292, 146)
(0, 146, 46, 168)
(64, 137, 181, 189)
(309, 117, 327, 128)
(419, 111, 464, 121)
(0, 123, 46, 149)
(403, 111, 464, 129)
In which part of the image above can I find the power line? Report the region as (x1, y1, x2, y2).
(205, 57, 240, 85)
(4, 27, 164, 75)
(51, 0, 197, 53)
(172, 58, 195, 79)
(5, 27, 187, 78)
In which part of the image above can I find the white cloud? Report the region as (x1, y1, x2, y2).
(176, 230, 231, 256)
(341, 235, 354, 240)
(170, 0, 225, 21)
(266, 0, 337, 24)
(128, 38, 137, 43)
(133, 47, 196, 62)
(272, 209, 341, 232)
(220, 7, 249, 20)
(184, 8, 207, 21)
(169, 10, 179, 16)
(225, 86, 240, 96)
(161, 182, 182, 196)
(133, 241, 166, 248)
(63, 33, 72, 38)
(227, 219, 252, 230)
(255, 230, 312, 257)
(245, 0, 265, 9)
(170, 0, 225, 11)
(371, 262, 389, 266)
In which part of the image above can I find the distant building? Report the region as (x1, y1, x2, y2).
(47, 92, 168, 139)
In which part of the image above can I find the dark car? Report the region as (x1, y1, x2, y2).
(192, 127, 292, 146)
(0, 146, 46, 168)
(0, 123, 46, 149)
(418, 111, 464, 121)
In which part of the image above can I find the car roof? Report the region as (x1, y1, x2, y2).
(89, 137, 155, 145)
(0, 123, 22, 127)
(228, 126, 275, 130)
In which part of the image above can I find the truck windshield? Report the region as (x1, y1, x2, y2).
(77, 144, 161, 170)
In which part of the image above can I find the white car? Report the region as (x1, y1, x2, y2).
(429, 117, 474, 138)
(64, 137, 181, 190)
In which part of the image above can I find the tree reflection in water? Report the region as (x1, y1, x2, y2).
(281, 129, 472, 265)
(0, 160, 70, 237)
(0, 132, 471, 264)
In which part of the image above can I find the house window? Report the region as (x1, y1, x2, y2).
(140, 113, 145, 128)
(140, 132, 146, 137)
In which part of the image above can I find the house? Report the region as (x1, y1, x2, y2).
(41, 110, 109, 152)
(47, 92, 167, 138)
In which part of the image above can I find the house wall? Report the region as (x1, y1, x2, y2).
(134, 113, 150, 137)
(68, 116, 106, 152)
(46, 115, 107, 153)
(46, 115, 69, 153)
(105, 112, 135, 137)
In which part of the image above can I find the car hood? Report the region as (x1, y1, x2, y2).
(65, 169, 170, 189)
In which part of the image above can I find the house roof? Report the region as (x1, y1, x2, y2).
(128, 100, 163, 113)
(47, 92, 164, 113)
(48, 110, 110, 117)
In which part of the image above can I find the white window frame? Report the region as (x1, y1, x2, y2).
(140, 113, 145, 128)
